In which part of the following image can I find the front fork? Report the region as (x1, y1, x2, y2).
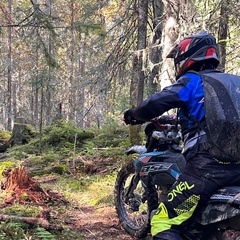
(125, 173, 140, 198)
(124, 171, 158, 213)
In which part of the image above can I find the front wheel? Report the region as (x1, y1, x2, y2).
(114, 162, 151, 238)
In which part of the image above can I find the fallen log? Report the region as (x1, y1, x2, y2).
(0, 214, 63, 230)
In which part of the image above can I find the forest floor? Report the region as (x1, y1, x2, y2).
(0, 121, 147, 239)
(58, 155, 142, 240)
(77, 203, 138, 240)
(0, 154, 143, 240)
(39, 174, 140, 240)
(74, 155, 143, 240)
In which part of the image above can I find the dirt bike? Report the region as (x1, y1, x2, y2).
(114, 115, 240, 239)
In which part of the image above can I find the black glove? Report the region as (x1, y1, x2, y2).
(123, 109, 145, 125)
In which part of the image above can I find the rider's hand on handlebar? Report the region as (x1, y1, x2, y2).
(123, 109, 145, 125)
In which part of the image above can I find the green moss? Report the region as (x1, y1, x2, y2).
(0, 130, 11, 140)
(28, 154, 55, 168)
(21, 192, 30, 201)
(21, 124, 38, 142)
(52, 164, 67, 175)
(43, 120, 94, 148)
(0, 161, 18, 179)
(3, 204, 40, 217)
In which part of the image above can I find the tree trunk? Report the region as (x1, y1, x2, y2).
(137, 0, 148, 105)
(11, 119, 28, 145)
(130, 54, 140, 145)
(77, 32, 86, 128)
(161, 0, 180, 87)
(0, 214, 63, 230)
(129, 0, 148, 145)
(31, 26, 40, 129)
(97, 13, 107, 129)
(218, 0, 229, 72)
(69, 0, 76, 122)
(46, 0, 53, 125)
(7, 0, 13, 131)
(148, 0, 164, 95)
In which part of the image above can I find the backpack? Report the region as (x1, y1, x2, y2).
(199, 71, 240, 162)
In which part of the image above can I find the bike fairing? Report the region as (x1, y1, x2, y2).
(134, 152, 182, 185)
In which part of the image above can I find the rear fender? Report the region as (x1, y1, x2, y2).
(199, 203, 240, 225)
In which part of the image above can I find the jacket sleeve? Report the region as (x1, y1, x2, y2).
(133, 79, 187, 122)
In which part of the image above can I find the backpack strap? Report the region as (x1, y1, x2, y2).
(186, 69, 227, 154)
(181, 70, 213, 155)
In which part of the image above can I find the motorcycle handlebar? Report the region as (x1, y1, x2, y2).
(153, 122, 178, 130)
(157, 115, 177, 124)
(151, 116, 179, 130)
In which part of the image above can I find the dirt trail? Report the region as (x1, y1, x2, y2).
(76, 205, 139, 240)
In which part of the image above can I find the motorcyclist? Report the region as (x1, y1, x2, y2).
(123, 31, 240, 240)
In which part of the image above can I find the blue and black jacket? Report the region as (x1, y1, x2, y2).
(133, 71, 206, 152)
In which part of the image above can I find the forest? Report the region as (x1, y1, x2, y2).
(0, 0, 239, 239)
(0, 0, 239, 132)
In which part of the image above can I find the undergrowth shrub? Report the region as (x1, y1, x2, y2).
(3, 204, 40, 217)
(35, 227, 56, 240)
(0, 161, 19, 179)
(43, 120, 94, 147)
(5, 118, 135, 177)
(0, 221, 28, 239)
(9, 120, 95, 157)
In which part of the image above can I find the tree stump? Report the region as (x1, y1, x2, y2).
(3, 166, 47, 204)
(0, 118, 35, 152)
(4, 166, 39, 191)
(11, 118, 28, 145)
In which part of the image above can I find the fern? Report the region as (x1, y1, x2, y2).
(0, 221, 26, 240)
(35, 227, 56, 240)
(0, 230, 7, 239)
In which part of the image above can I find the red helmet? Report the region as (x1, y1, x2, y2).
(167, 31, 219, 79)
